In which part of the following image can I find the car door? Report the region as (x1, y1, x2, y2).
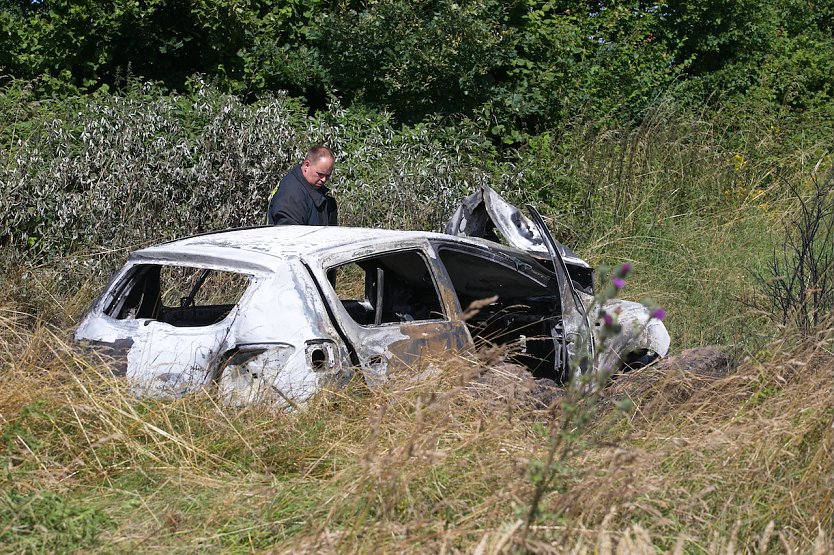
(524, 205, 594, 379)
(308, 243, 472, 386)
(446, 185, 593, 379)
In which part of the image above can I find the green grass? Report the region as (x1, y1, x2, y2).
(0, 488, 114, 553)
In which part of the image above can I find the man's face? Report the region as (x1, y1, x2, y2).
(301, 156, 334, 189)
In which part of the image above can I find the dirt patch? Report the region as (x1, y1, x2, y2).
(467, 360, 565, 410)
(467, 347, 735, 412)
(650, 345, 734, 377)
(601, 346, 736, 413)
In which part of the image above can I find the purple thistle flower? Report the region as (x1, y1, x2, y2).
(612, 278, 626, 289)
(620, 263, 632, 276)
(603, 313, 614, 326)
(651, 307, 666, 321)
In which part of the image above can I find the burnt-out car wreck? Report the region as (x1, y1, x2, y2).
(75, 187, 670, 405)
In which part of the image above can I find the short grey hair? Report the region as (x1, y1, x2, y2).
(304, 145, 334, 164)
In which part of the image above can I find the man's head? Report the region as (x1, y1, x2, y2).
(300, 145, 334, 189)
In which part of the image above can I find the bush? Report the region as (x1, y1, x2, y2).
(0, 80, 307, 255)
(0, 80, 496, 277)
(755, 175, 834, 335)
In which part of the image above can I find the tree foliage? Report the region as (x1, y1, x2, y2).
(0, 0, 832, 135)
(0, 0, 316, 96)
(315, 0, 514, 122)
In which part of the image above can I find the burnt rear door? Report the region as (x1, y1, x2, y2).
(311, 245, 472, 386)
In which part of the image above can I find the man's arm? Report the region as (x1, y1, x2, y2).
(327, 196, 338, 226)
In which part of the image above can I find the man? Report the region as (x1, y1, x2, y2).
(267, 145, 338, 226)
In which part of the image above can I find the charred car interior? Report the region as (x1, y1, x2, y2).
(436, 246, 562, 376)
(105, 264, 251, 328)
(330, 250, 445, 326)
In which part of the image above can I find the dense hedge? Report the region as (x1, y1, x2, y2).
(4, 76, 833, 266)
(0, 81, 498, 264)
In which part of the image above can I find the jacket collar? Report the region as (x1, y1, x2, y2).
(292, 164, 330, 208)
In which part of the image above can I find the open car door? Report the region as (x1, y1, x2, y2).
(525, 205, 594, 381)
(447, 186, 593, 381)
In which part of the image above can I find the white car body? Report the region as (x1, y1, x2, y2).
(76, 187, 670, 405)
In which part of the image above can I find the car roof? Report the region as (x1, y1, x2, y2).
(131, 225, 502, 264)
(129, 225, 588, 271)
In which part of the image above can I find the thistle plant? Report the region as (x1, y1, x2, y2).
(523, 262, 666, 533)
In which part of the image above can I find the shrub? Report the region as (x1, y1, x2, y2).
(0, 80, 495, 284)
(755, 174, 834, 335)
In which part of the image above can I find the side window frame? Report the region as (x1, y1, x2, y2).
(324, 248, 449, 328)
(101, 262, 255, 328)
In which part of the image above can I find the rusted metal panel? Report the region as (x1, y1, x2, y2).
(76, 338, 134, 376)
(385, 321, 472, 369)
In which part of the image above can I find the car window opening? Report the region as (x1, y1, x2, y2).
(438, 248, 563, 379)
(330, 250, 445, 326)
(104, 264, 250, 327)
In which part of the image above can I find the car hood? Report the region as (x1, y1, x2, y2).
(445, 185, 584, 264)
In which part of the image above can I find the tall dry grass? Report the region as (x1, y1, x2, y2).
(1, 304, 832, 553)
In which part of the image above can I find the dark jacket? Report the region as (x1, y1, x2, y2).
(267, 164, 338, 226)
